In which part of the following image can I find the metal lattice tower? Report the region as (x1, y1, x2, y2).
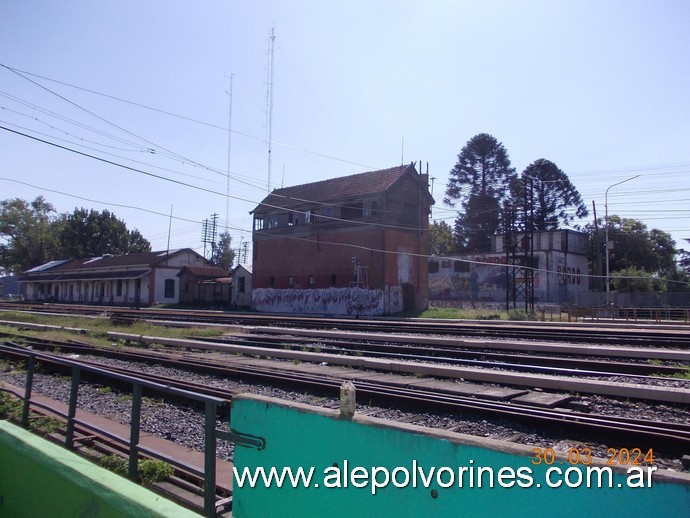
(201, 214, 218, 262)
(505, 180, 535, 312)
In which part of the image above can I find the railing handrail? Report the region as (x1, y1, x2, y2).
(0, 342, 228, 517)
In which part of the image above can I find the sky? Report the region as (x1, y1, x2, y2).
(1, 0, 689, 264)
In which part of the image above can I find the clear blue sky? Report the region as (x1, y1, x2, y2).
(1, 1, 689, 261)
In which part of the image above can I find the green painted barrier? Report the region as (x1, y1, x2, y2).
(231, 394, 690, 517)
(0, 420, 198, 517)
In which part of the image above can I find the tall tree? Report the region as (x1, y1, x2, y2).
(511, 159, 589, 230)
(213, 231, 236, 270)
(444, 133, 516, 252)
(0, 196, 57, 274)
(429, 220, 455, 256)
(56, 208, 151, 259)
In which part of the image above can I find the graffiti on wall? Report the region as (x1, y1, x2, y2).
(429, 252, 588, 303)
(253, 286, 403, 315)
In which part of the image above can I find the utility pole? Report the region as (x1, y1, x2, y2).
(201, 214, 219, 262)
(265, 26, 275, 192)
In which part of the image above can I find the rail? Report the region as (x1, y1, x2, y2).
(0, 343, 257, 517)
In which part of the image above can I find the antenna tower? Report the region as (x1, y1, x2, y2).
(265, 26, 276, 192)
(225, 73, 234, 226)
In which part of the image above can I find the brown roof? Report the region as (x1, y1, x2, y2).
(21, 249, 206, 278)
(251, 164, 416, 214)
(177, 266, 230, 279)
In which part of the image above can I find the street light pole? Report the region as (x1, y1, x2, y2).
(605, 175, 641, 303)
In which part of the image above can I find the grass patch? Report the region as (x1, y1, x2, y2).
(420, 306, 507, 320)
(670, 368, 690, 380)
(0, 390, 22, 421)
(99, 454, 175, 487)
(0, 312, 226, 348)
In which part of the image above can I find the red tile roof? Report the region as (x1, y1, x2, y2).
(251, 164, 415, 214)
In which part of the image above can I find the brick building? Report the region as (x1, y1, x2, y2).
(250, 163, 435, 315)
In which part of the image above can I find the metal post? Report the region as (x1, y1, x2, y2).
(65, 366, 81, 449)
(128, 383, 142, 482)
(204, 401, 218, 518)
(21, 355, 35, 428)
(605, 175, 640, 304)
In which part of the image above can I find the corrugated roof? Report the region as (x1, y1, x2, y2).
(251, 164, 415, 214)
(21, 249, 204, 278)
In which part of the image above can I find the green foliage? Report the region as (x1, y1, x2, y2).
(28, 415, 62, 435)
(585, 216, 685, 292)
(213, 230, 236, 270)
(511, 158, 588, 230)
(0, 196, 151, 274)
(420, 305, 533, 321)
(0, 391, 22, 420)
(611, 267, 656, 292)
(138, 459, 175, 487)
(54, 207, 151, 259)
(507, 309, 537, 321)
(0, 196, 57, 274)
(445, 133, 516, 253)
(99, 454, 128, 475)
(429, 220, 455, 255)
(99, 454, 175, 487)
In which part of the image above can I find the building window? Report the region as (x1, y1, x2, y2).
(238, 277, 246, 293)
(269, 215, 279, 229)
(255, 218, 264, 231)
(308, 275, 315, 286)
(116, 279, 123, 296)
(342, 201, 363, 220)
(330, 274, 337, 286)
(288, 276, 294, 288)
(364, 200, 380, 218)
(454, 261, 470, 273)
(428, 261, 440, 273)
(164, 279, 175, 298)
(305, 209, 312, 223)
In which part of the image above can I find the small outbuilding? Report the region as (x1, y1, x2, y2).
(177, 266, 231, 306)
(231, 263, 253, 309)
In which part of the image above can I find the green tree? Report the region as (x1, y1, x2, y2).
(611, 266, 655, 292)
(678, 239, 690, 273)
(0, 196, 57, 274)
(56, 208, 151, 259)
(585, 216, 680, 292)
(511, 159, 588, 230)
(444, 133, 516, 252)
(213, 231, 235, 270)
(429, 220, 455, 256)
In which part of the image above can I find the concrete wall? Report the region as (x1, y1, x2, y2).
(252, 286, 403, 315)
(230, 394, 690, 517)
(0, 420, 196, 517)
(429, 251, 589, 305)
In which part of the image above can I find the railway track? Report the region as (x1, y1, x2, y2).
(3, 302, 690, 347)
(222, 333, 689, 378)
(2, 338, 689, 456)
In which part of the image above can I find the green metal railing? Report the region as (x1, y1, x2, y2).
(0, 343, 258, 517)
